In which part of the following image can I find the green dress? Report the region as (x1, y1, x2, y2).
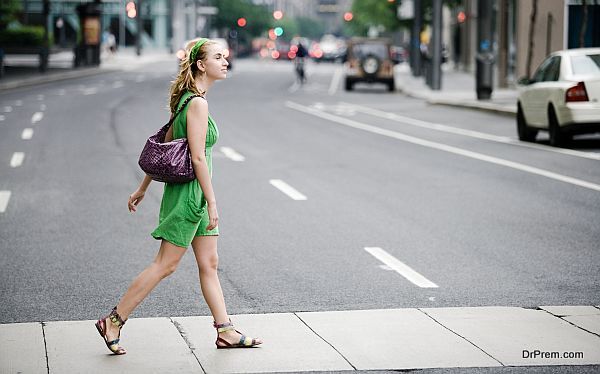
(151, 91, 219, 248)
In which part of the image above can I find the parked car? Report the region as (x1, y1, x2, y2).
(344, 37, 395, 92)
(517, 48, 600, 146)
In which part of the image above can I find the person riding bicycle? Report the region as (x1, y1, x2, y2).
(294, 41, 308, 84)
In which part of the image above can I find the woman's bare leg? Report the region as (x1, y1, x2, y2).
(103, 240, 187, 341)
(191, 235, 262, 345)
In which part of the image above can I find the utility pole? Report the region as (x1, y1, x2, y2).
(476, 0, 494, 100)
(411, 0, 422, 77)
(136, 0, 143, 56)
(431, 0, 442, 90)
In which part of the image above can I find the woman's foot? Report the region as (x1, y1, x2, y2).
(214, 320, 262, 348)
(95, 306, 127, 355)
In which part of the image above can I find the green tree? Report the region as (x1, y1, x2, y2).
(0, 0, 21, 30)
(296, 17, 325, 40)
(214, 0, 270, 38)
(348, 0, 400, 36)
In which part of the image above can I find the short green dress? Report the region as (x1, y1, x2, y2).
(151, 91, 219, 248)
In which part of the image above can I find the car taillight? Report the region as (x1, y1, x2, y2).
(565, 82, 589, 102)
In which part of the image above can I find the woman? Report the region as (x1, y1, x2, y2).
(95, 38, 262, 355)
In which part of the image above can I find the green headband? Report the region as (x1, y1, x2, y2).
(189, 38, 209, 62)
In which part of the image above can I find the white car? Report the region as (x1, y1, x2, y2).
(517, 48, 600, 146)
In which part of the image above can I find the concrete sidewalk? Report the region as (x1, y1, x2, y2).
(394, 64, 518, 116)
(1, 305, 599, 373)
(0, 48, 173, 91)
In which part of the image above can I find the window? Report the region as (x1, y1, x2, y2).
(531, 56, 554, 83)
(542, 56, 561, 81)
(570, 54, 600, 76)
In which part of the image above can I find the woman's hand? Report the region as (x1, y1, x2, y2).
(206, 203, 219, 231)
(128, 189, 146, 212)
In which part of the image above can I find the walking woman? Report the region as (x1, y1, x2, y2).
(95, 38, 262, 355)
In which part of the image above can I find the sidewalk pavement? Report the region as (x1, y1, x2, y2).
(1, 305, 599, 373)
(394, 64, 518, 116)
(0, 48, 174, 91)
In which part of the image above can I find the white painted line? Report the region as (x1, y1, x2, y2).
(343, 102, 600, 161)
(37, 95, 44, 101)
(83, 88, 98, 95)
(0, 115, 5, 121)
(329, 67, 343, 95)
(113, 81, 124, 88)
(220, 146, 245, 162)
(288, 81, 300, 93)
(286, 101, 600, 192)
(10, 152, 25, 168)
(365, 247, 439, 288)
(40, 104, 47, 111)
(0, 191, 11, 213)
(269, 179, 307, 200)
(31, 112, 43, 124)
(15, 100, 23, 106)
(4, 106, 12, 113)
(21, 128, 34, 140)
(58, 89, 66, 96)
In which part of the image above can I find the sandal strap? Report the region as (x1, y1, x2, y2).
(109, 306, 126, 328)
(107, 338, 120, 346)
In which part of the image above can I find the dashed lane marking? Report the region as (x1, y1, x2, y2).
(4, 106, 12, 113)
(0, 115, 5, 121)
(21, 128, 33, 140)
(269, 179, 307, 200)
(286, 101, 600, 193)
(31, 112, 43, 124)
(10, 152, 24, 168)
(0, 191, 11, 213)
(83, 88, 98, 95)
(343, 102, 600, 161)
(220, 147, 245, 161)
(329, 67, 343, 95)
(365, 247, 439, 288)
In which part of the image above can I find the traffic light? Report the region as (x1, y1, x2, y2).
(343, 12, 353, 22)
(273, 10, 283, 20)
(126, 1, 136, 18)
(274, 27, 283, 37)
(237, 17, 247, 27)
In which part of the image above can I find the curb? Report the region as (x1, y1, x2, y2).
(0, 67, 119, 92)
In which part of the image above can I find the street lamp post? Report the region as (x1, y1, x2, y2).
(430, 0, 442, 90)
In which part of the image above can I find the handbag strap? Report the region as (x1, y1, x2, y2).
(168, 94, 203, 127)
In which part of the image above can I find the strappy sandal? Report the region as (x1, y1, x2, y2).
(95, 306, 127, 355)
(213, 320, 262, 349)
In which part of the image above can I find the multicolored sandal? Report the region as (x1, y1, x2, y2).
(213, 320, 262, 349)
(95, 306, 127, 355)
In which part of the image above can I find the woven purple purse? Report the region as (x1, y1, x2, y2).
(138, 94, 201, 183)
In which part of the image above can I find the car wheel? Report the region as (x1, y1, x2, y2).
(345, 78, 353, 91)
(517, 104, 537, 142)
(548, 106, 570, 147)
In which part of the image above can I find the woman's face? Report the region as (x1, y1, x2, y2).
(198, 44, 229, 80)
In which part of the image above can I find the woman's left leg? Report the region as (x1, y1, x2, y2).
(191, 235, 262, 347)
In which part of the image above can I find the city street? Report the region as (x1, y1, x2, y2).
(1, 58, 599, 373)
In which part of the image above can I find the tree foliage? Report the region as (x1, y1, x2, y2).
(214, 0, 270, 38)
(0, 0, 22, 31)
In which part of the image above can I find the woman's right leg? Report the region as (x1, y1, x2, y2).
(102, 239, 187, 342)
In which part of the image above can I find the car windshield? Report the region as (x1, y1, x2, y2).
(570, 54, 600, 75)
(352, 43, 387, 59)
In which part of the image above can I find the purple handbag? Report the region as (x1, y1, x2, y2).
(138, 94, 201, 183)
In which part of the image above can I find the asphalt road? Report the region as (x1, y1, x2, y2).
(1, 58, 598, 336)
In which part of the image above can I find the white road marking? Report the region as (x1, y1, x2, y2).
(365, 247, 439, 288)
(40, 104, 47, 111)
(21, 128, 34, 140)
(269, 179, 307, 200)
(344, 102, 600, 161)
(58, 89, 66, 96)
(83, 87, 98, 95)
(220, 147, 245, 161)
(288, 81, 300, 93)
(0, 191, 11, 213)
(329, 67, 343, 95)
(31, 112, 43, 124)
(113, 81, 124, 88)
(286, 101, 600, 192)
(4, 106, 12, 113)
(0, 115, 5, 121)
(37, 95, 44, 100)
(15, 100, 23, 106)
(10, 152, 25, 168)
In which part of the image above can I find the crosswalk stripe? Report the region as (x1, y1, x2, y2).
(0, 191, 11, 213)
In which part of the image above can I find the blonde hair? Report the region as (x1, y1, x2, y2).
(168, 38, 218, 113)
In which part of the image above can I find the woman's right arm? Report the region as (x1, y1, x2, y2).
(186, 98, 218, 230)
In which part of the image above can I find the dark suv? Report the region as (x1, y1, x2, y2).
(344, 37, 395, 91)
